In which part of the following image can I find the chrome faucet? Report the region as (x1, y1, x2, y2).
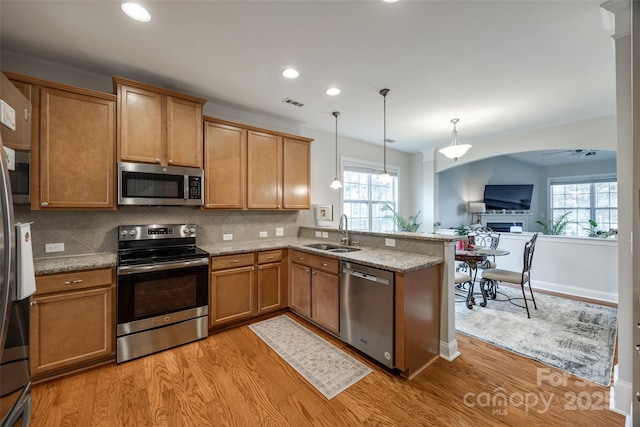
(339, 214, 349, 245)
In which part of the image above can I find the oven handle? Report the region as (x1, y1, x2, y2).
(117, 258, 209, 275)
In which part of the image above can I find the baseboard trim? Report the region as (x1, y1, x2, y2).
(439, 339, 460, 361)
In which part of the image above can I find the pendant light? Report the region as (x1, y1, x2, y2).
(329, 111, 343, 189)
(379, 88, 391, 183)
(329, 111, 342, 190)
(439, 118, 472, 161)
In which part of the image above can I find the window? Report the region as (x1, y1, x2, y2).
(342, 162, 398, 232)
(548, 175, 617, 237)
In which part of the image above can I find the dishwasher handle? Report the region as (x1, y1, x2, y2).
(343, 267, 390, 285)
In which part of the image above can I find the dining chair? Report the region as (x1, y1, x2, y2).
(468, 226, 500, 270)
(455, 271, 475, 309)
(479, 233, 539, 318)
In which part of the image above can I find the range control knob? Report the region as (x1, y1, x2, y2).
(189, 228, 196, 234)
(120, 229, 128, 237)
(128, 229, 136, 236)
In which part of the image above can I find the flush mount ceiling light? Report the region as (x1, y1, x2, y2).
(281, 68, 300, 79)
(439, 118, 472, 161)
(330, 111, 343, 190)
(325, 87, 341, 96)
(121, 2, 151, 22)
(379, 88, 391, 183)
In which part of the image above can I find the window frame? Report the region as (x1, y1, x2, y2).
(341, 157, 400, 233)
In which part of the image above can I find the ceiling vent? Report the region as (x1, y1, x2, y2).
(282, 98, 304, 107)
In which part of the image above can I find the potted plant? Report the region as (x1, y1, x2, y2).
(582, 219, 613, 238)
(454, 225, 470, 236)
(381, 204, 421, 232)
(535, 211, 571, 235)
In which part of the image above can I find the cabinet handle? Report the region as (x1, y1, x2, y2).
(321, 262, 328, 266)
(41, 202, 48, 207)
(64, 279, 83, 285)
(259, 266, 263, 270)
(154, 158, 161, 164)
(297, 257, 304, 260)
(266, 256, 274, 259)
(229, 259, 240, 263)
(305, 269, 310, 273)
(168, 159, 174, 165)
(30, 301, 37, 305)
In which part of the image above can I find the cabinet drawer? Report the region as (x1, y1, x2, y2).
(290, 250, 339, 275)
(35, 268, 113, 295)
(258, 250, 283, 264)
(211, 253, 255, 271)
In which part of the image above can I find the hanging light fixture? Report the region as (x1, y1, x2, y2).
(439, 118, 472, 161)
(329, 111, 343, 189)
(379, 88, 391, 183)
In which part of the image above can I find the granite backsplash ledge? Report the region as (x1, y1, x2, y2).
(14, 205, 314, 259)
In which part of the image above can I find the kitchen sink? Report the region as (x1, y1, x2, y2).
(304, 243, 360, 253)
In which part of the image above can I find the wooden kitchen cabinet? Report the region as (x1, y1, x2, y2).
(247, 130, 282, 209)
(114, 76, 206, 168)
(0, 73, 32, 151)
(39, 87, 116, 209)
(203, 120, 246, 208)
(209, 253, 256, 328)
(289, 250, 340, 335)
(282, 137, 311, 209)
(30, 268, 115, 380)
(257, 250, 287, 314)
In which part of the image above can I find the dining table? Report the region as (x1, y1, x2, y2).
(455, 247, 510, 309)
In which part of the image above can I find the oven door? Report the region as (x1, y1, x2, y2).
(116, 258, 209, 335)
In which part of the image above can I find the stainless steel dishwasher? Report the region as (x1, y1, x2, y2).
(340, 261, 395, 368)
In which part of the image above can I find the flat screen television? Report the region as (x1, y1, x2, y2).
(483, 184, 533, 211)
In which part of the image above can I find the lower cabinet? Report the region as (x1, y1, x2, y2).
(289, 250, 340, 335)
(257, 250, 287, 314)
(30, 268, 115, 378)
(209, 253, 256, 328)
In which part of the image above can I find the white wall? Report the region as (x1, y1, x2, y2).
(302, 127, 416, 229)
(492, 233, 618, 302)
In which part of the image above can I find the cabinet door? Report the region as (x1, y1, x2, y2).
(282, 137, 310, 209)
(247, 130, 281, 209)
(39, 87, 115, 208)
(117, 84, 164, 164)
(290, 263, 311, 317)
(210, 266, 256, 327)
(311, 270, 340, 334)
(29, 286, 114, 375)
(1, 74, 32, 151)
(204, 121, 246, 208)
(258, 262, 284, 314)
(166, 96, 203, 168)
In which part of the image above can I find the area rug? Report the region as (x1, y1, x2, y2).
(249, 315, 372, 399)
(455, 285, 617, 386)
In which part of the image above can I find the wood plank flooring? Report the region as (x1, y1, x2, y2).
(30, 313, 625, 426)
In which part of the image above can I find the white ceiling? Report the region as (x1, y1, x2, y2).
(0, 0, 616, 158)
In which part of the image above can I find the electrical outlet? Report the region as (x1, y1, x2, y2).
(223, 234, 233, 241)
(259, 231, 268, 238)
(276, 227, 284, 237)
(315, 231, 321, 237)
(45, 242, 64, 253)
(322, 232, 329, 238)
(385, 238, 396, 247)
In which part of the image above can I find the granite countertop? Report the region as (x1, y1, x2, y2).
(35, 238, 443, 275)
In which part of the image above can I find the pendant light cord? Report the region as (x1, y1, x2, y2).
(380, 88, 390, 174)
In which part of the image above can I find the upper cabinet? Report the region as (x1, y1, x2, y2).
(114, 76, 206, 168)
(4, 72, 116, 210)
(0, 73, 32, 151)
(204, 117, 312, 210)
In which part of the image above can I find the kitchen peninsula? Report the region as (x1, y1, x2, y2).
(32, 226, 459, 381)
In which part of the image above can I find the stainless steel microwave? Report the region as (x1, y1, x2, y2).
(118, 162, 203, 206)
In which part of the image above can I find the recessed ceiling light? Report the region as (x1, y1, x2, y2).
(383, 0, 399, 3)
(282, 68, 300, 79)
(121, 2, 151, 22)
(325, 87, 341, 96)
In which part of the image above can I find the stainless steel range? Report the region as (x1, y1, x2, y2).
(116, 224, 209, 363)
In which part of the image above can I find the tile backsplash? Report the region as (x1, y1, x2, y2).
(14, 205, 314, 259)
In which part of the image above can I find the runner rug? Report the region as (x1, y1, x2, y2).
(249, 315, 372, 399)
(455, 285, 617, 386)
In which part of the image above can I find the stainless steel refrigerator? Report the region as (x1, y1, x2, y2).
(0, 138, 36, 426)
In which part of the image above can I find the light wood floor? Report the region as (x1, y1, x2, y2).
(30, 312, 625, 426)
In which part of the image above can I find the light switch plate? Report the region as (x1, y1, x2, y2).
(223, 233, 233, 241)
(385, 238, 396, 247)
(322, 232, 329, 238)
(276, 227, 284, 237)
(315, 231, 321, 237)
(259, 231, 268, 238)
